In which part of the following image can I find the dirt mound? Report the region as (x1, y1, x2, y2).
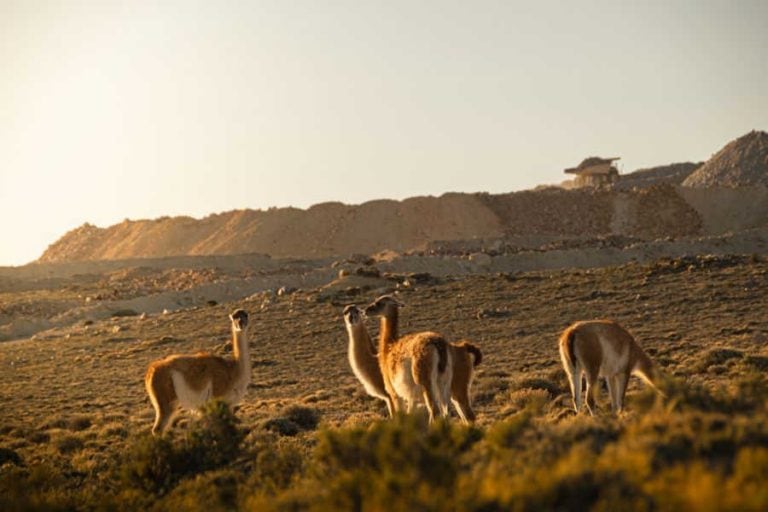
(629, 184, 703, 238)
(39, 187, 712, 263)
(683, 130, 768, 187)
(477, 188, 614, 236)
(616, 162, 701, 190)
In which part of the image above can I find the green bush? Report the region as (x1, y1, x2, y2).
(5, 387, 768, 511)
(184, 401, 246, 473)
(282, 406, 320, 431)
(240, 434, 305, 497)
(263, 406, 321, 437)
(155, 470, 240, 512)
(119, 434, 183, 495)
(309, 414, 481, 511)
(0, 463, 74, 512)
(693, 348, 743, 372)
(119, 400, 246, 496)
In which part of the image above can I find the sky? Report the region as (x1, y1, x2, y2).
(1, 1, 767, 266)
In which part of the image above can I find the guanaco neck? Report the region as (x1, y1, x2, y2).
(232, 326, 251, 380)
(347, 322, 376, 361)
(378, 308, 399, 356)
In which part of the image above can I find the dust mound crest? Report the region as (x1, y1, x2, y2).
(683, 130, 768, 187)
(617, 162, 701, 190)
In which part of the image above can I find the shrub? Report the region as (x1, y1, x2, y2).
(242, 434, 305, 495)
(156, 470, 240, 512)
(262, 406, 321, 437)
(282, 406, 320, 431)
(183, 401, 246, 473)
(309, 414, 482, 511)
(486, 410, 533, 452)
(28, 431, 51, 444)
(0, 447, 22, 466)
(263, 418, 300, 437)
(56, 434, 84, 454)
(119, 434, 182, 495)
(507, 389, 551, 414)
(68, 415, 93, 432)
(744, 355, 768, 371)
(0, 463, 74, 512)
(119, 400, 245, 496)
(693, 348, 743, 372)
(512, 375, 564, 397)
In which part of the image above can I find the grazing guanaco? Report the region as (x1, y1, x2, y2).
(145, 309, 251, 435)
(342, 304, 395, 417)
(363, 295, 452, 424)
(559, 319, 664, 415)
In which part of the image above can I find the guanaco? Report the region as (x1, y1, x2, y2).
(145, 309, 251, 435)
(364, 295, 453, 424)
(559, 319, 664, 415)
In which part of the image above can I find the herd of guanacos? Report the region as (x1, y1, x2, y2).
(144, 294, 666, 435)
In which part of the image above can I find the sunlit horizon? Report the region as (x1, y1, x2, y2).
(2, 1, 767, 266)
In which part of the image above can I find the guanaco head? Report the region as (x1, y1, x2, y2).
(342, 304, 363, 326)
(363, 294, 404, 318)
(229, 309, 249, 331)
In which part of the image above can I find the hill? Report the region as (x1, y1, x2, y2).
(39, 187, 711, 263)
(683, 130, 768, 187)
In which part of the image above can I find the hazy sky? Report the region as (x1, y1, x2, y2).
(1, 1, 767, 266)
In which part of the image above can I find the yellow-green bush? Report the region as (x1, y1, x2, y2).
(3, 374, 768, 511)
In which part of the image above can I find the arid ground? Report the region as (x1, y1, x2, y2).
(1, 252, 767, 510)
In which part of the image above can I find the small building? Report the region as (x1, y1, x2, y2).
(564, 157, 620, 188)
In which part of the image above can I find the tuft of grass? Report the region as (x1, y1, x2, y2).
(156, 470, 240, 512)
(507, 388, 551, 414)
(28, 430, 51, 444)
(472, 375, 509, 406)
(0, 447, 23, 467)
(68, 415, 93, 432)
(511, 375, 564, 397)
(263, 418, 300, 437)
(693, 348, 743, 372)
(56, 434, 84, 454)
(262, 406, 321, 437)
(744, 355, 768, 371)
(282, 406, 320, 431)
(100, 423, 129, 439)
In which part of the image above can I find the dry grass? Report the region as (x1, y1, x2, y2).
(1, 255, 767, 510)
